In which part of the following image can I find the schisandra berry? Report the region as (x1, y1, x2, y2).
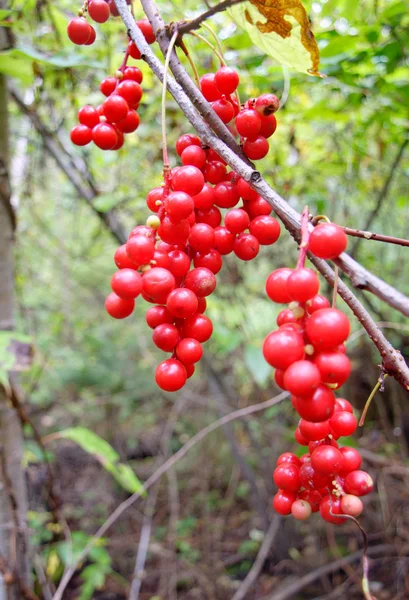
(291, 499, 312, 521)
(344, 470, 373, 496)
(287, 268, 320, 302)
(341, 494, 363, 517)
(306, 308, 350, 350)
(265, 268, 293, 303)
(283, 360, 321, 396)
(184, 267, 216, 297)
(152, 323, 180, 352)
(311, 445, 344, 475)
(263, 328, 304, 369)
(235, 109, 261, 138)
(67, 17, 92, 45)
(176, 338, 203, 364)
(166, 288, 198, 318)
(243, 136, 269, 160)
(92, 123, 118, 150)
(273, 490, 297, 515)
(233, 233, 259, 261)
(292, 386, 335, 422)
(155, 359, 187, 392)
(105, 293, 134, 319)
(309, 223, 348, 259)
(249, 215, 280, 245)
(200, 73, 222, 102)
(181, 313, 213, 342)
(111, 269, 142, 299)
(88, 0, 110, 23)
(214, 66, 239, 94)
(70, 125, 92, 146)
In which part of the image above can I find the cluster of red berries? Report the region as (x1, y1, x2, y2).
(200, 67, 279, 161)
(263, 223, 372, 523)
(66, 0, 135, 46)
(105, 132, 281, 391)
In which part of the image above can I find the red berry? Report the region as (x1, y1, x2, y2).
(319, 496, 346, 525)
(273, 490, 296, 515)
(277, 452, 300, 467)
(294, 425, 308, 445)
(146, 305, 174, 329)
(176, 338, 203, 364)
(274, 463, 301, 492)
(103, 94, 129, 123)
(123, 66, 143, 83)
(291, 499, 312, 520)
(165, 191, 194, 221)
(236, 177, 258, 201)
(249, 215, 280, 245)
(184, 267, 216, 297)
(213, 226, 235, 255)
(277, 309, 297, 327)
(292, 385, 335, 423)
(246, 196, 272, 219)
(287, 268, 320, 303)
(116, 110, 140, 133)
(311, 445, 344, 475)
(85, 25, 96, 45)
(235, 109, 261, 138)
(233, 233, 259, 261)
(299, 462, 329, 490)
(128, 40, 141, 59)
(225, 208, 250, 234)
(204, 161, 227, 184)
(299, 490, 322, 513)
(214, 181, 240, 209)
(200, 73, 222, 102)
(309, 223, 348, 260)
(214, 66, 239, 94)
(192, 184, 215, 210)
(105, 292, 134, 319)
(158, 216, 190, 245)
(259, 114, 277, 138)
(116, 80, 143, 108)
(181, 313, 213, 342)
(78, 105, 100, 128)
(67, 17, 92, 45)
(100, 76, 117, 96)
(283, 360, 321, 396)
(299, 419, 331, 442)
(136, 18, 156, 43)
(70, 124, 92, 146)
(263, 328, 304, 369)
(330, 411, 357, 437)
(195, 206, 222, 229)
(92, 123, 118, 150)
(155, 359, 187, 391)
(172, 166, 204, 197)
(188, 223, 215, 253)
(341, 494, 363, 517)
(88, 0, 110, 23)
(114, 245, 137, 270)
(142, 267, 176, 303)
(314, 351, 351, 385)
(335, 398, 354, 413)
(211, 98, 235, 123)
(181, 145, 207, 169)
(146, 187, 164, 212)
(243, 136, 269, 160)
(307, 295, 331, 314)
(126, 235, 155, 266)
(306, 308, 350, 350)
(344, 470, 373, 496)
(339, 446, 361, 472)
(176, 134, 201, 156)
(265, 268, 293, 303)
(166, 250, 190, 278)
(111, 269, 142, 299)
(255, 93, 280, 116)
(152, 323, 180, 352)
(166, 288, 198, 318)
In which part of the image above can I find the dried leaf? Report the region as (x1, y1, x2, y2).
(229, 0, 323, 77)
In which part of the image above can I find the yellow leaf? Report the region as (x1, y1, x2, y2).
(46, 552, 61, 578)
(229, 0, 323, 77)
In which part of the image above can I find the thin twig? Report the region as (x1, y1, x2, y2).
(51, 391, 288, 600)
(176, 0, 246, 36)
(342, 226, 409, 248)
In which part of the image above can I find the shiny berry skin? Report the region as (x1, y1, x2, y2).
(255, 93, 280, 116)
(116, 80, 143, 108)
(184, 267, 216, 297)
(100, 77, 117, 96)
(259, 114, 277, 138)
(214, 182, 240, 209)
(151, 250, 170, 270)
(176, 134, 201, 156)
(172, 166, 205, 197)
(85, 26, 96, 45)
(193, 184, 215, 210)
(299, 418, 331, 442)
(128, 41, 141, 59)
(299, 462, 329, 490)
(181, 145, 207, 169)
(265, 268, 293, 303)
(306, 295, 331, 314)
(111, 269, 142, 299)
(274, 463, 300, 492)
(165, 191, 194, 221)
(204, 161, 226, 184)
(167, 250, 190, 277)
(243, 136, 269, 160)
(194, 249, 222, 274)
(335, 398, 353, 413)
(136, 18, 156, 43)
(166, 288, 198, 318)
(67, 17, 92, 45)
(158, 216, 190, 245)
(287, 268, 320, 303)
(88, 0, 110, 23)
(263, 328, 304, 369)
(246, 196, 272, 219)
(123, 66, 143, 83)
(299, 490, 322, 513)
(146, 306, 174, 329)
(273, 490, 296, 515)
(309, 223, 348, 259)
(78, 105, 100, 128)
(152, 323, 180, 352)
(114, 245, 137, 270)
(176, 338, 203, 364)
(233, 233, 259, 261)
(155, 359, 187, 392)
(92, 123, 118, 150)
(105, 292, 134, 319)
(188, 223, 215, 252)
(306, 308, 350, 350)
(292, 385, 335, 423)
(236, 178, 258, 202)
(214, 226, 235, 255)
(315, 352, 351, 386)
(103, 94, 129, 123)
(235, 109, 261, 138)
(142, 268, 176, 303)
(338, 447, 361, 474)
(195, 207, 222, 229)
(116, 110, 140, 134)
(311, 445, 344, 475)
(249, 215, 280, 245)
(200, 73, 222, 102)
(211, 98, 235, 123)
(341, 494, 363, 517)
(319, 496, 346, 525)
(276, 452, 300, 467)
(214, 66, 239, 94)
(294, 426, 308, 445)
(181, 313, 213, 342)
(344, 470, 373, 496)
(70, 125, 92, 146)
(276, 309, 297, 327)
(126, 235, 155, 266)
(291, 499, 312, 520)
(283, 360, 321, 396)
(225, 209, 250, 234)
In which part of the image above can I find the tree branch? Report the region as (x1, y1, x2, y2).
(113, 0, 409, 390)
(341, 226, 409, 248)
(176, 0, 246, 36)
(9, 85, 127, 246)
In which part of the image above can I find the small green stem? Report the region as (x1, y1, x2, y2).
(178, 39, 201, 88)
(188, 31, 226, 66)
(359, 373, 388, 427)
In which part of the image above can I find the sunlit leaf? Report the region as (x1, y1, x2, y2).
(229, 0, 322, 76)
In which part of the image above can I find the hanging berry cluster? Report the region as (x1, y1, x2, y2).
(262, 214, 373, 523)
(105, 123, 281, 391)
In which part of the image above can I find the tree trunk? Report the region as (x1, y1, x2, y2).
(0, 21, 32, 598)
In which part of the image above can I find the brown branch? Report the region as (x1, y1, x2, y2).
(9, 85, 127, 245)
(176, 0, 245, 36)
(115, 0, 409, 390)
(350, 138, 409, 257)
(0, 554, 40, 600)
(341, 226, 409, 248)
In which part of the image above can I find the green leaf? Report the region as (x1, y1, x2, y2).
(0, 51, 34, 83)
(80, 564, 111, 600)
(244, 346, 271, 387)
(228, 0, 322, 76)
(55, 427, 145, 494)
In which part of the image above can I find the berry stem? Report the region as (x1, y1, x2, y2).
(178, 39, 201, 88)
(119, 45, 131, 72)
(359, 374, 388, 427)
(161, 27, 179, 191)
(296, 206, 310, 269)
(188, 31, 226, 67)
